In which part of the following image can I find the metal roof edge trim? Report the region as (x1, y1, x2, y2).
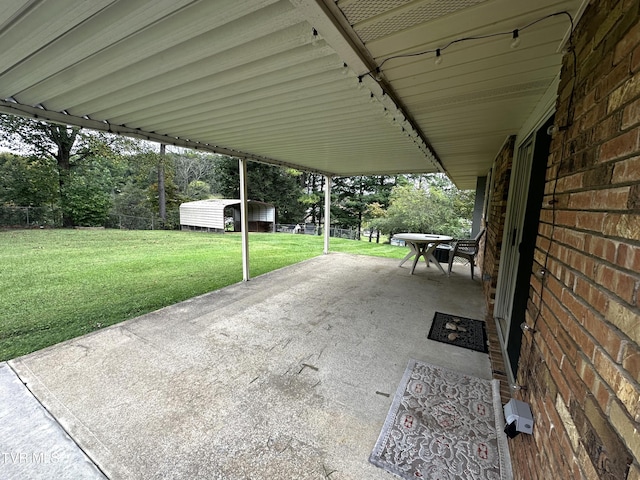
(181, 199, 275, 207)
(0, 99, 335, 177)
(292, 0, 445, 175)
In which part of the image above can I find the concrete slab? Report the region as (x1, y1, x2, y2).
(8, 253, 491, 479)
(0, 363, 105, 480)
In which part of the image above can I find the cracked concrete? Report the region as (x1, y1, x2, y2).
(3, 252, 490, 479)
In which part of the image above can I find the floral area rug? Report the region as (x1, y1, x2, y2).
(370, 360, 511, 480)
(428, 312, 488, 353)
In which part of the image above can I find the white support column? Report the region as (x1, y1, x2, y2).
(239, 158, 250, 281)
(324, 175, 332, 254)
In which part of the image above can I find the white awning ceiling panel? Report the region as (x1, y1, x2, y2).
(0, 0, 584, 188)
(335, 0, 582, 186)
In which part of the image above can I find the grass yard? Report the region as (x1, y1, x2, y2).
(0, 229, 406, 361)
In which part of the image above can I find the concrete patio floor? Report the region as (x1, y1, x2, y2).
(4, 252, 493, 479)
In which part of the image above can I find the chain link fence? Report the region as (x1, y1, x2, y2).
(0, 205, 181, 230)
(106, 210, 180, 230)
(276, 224, 359, 240)
(0, 205, 62, 228)
(105, 214, 159, 230)
(2, 209, 358, 238)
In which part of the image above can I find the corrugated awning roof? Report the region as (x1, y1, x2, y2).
(0, 0, 584, 188)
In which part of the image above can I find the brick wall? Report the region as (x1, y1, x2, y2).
(481, 135, 515, 319)
(480, 136, 516, 403)
(510, 1, 640, 479)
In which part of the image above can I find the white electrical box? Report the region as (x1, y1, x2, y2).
(503, 399, 534, 437)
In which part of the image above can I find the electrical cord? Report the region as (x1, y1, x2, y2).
(519, 16, 578, 393)
(359, 11, 575, 81)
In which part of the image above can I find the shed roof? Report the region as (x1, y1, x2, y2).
(180, 199, 274, 209)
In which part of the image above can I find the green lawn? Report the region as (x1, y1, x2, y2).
(0, 229, 405, 361)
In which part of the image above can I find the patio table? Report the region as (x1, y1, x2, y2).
(393, 233, 453, 275)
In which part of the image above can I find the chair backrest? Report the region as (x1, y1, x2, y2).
(456, 229, 485, 255)
(456, 239, 479, 254)
(473, 228, 486, 243)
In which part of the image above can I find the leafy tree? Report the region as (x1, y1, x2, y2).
(109, 142, 185, 229)
(186, 180, 212, 200)
(332, 176, 369, 233)
(298, 172, 325, 226)
(0, 152, 60, 225)
(147, 179, 183, 227)
(111, 182, 154, 220)
(64, 156, 114, 226)
(158, 144, 167, 223)
(332, 175, 398, 239)
(0, 152, 58, 208)
(370, 174, 474, 239)
(172, 151, 217, 194)
(0, 114, 118, 226)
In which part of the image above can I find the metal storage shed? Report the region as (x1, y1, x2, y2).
(180, 199, 275, 233)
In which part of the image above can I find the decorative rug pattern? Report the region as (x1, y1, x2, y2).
(428, 312, 488, 353)
(370, 360, 511, 480)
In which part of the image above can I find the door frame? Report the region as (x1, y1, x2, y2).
(493, 111, 554, 385)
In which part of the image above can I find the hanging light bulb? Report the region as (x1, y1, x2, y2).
(510, 29, 520, 49)
(434, 48, 442, 66)
(311, 28, 320, 46)
(374, 67, 384, 81)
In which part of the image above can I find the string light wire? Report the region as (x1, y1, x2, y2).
(517, 14, 577, 394)
(359, 11, 574, 81)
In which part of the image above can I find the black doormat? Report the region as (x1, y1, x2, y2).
(428, 312, 488, 353)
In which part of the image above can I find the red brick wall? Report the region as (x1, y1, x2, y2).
(481, 137, 516, 403)
(511, 1, 640, 479)
(482, 135, 515, 319)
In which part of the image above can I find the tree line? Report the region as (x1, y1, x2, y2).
(0, 114, 475, 239)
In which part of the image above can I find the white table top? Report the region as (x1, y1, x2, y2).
(393, 233, 453, 242)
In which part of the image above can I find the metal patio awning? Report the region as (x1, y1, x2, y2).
(0, 0, 583, 188)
